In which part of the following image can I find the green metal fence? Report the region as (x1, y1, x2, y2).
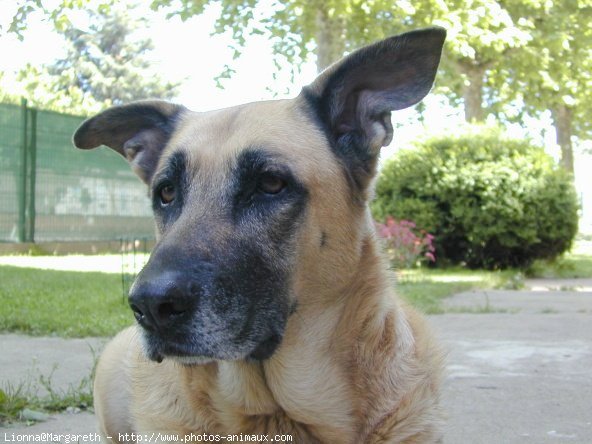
(0, 100, 155, 242)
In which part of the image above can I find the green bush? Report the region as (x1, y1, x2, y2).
(372, 125, 579, 269)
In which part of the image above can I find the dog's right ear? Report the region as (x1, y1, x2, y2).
(73, 100, 186, 184)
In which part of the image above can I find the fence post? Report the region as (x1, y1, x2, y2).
(17, 98, 28, 242)
(27, 108, 37, 242)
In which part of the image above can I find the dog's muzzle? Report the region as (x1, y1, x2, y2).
(127, 255, 289, 364)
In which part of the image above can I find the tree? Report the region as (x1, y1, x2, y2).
(8, 1, 590, 173)
(401, 1, 532, 123)
(151, 0, 589, 174)
(499, 1, 592, 174)
(7, 0, 101, 39)
(10, 3, 179, 114)
(0, 1, 555, 120)
(145, 0, 417, 88)
(405, 1, 592, 173)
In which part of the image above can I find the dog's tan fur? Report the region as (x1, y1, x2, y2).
(84, 29, 446, 443)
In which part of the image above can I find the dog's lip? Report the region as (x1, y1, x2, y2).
(143, 332, 282, 364)
(247, 333, 282, 361)
(168, 354, 215, 366)
(146, 345, 213, 366)
(140, 331, 208, 362)
(155, 340, 214, 360)
(147, 344, 215, 365)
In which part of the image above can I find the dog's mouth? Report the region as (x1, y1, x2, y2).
(140, 328, 284, 365)
(246, 333, 283, 360)
(143, 338, 212, 365)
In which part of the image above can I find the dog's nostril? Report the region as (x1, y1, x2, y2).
(157, 301, 187, 320)
(130, 304, 144, 322)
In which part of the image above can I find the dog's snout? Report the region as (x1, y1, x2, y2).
(128, 271, 197, 332)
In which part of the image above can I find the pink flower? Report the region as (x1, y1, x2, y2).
(375, 216, 436, 268)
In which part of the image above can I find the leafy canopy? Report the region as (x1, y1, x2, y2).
(4, 2, 179, 114)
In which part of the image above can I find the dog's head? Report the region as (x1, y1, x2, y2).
(74, 28, 445, 364)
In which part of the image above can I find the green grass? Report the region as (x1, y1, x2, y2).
(398, 242, 592, 313)
(0, 363, 95, 425)
(1, 241, 590, 337)
(526, 254, 592, 278)
(0, 262, 515, 337)
(0, 265, 134, 337)
(525, 241, 592, 279)
(396, 267, 515, 314)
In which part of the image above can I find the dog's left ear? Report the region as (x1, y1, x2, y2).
(303, 27, 446, 190)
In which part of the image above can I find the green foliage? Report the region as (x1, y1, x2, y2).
(0, 73, 23, 107)
(8, 1, 591, 147)
(372, 125, 579, 269)
(6, 3, 179, 114)
(0, 385, 28, 423)
(7, 0, 94, 39)
(405, 1, 532, 113)
(151, 0, 404, 72)
(501, 2, 592, 141)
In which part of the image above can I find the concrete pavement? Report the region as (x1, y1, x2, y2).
(1, 335, 106, 397)
(1, 285, 591, 443)
(432, 313, 592, 443)
(1, 336, 105, 438)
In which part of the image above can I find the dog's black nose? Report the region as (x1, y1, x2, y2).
(128, 271, 196, 332)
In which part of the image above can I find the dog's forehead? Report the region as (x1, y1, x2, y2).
(165, 98, 335, 178)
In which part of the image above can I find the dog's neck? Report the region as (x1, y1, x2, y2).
(190, 232, 419, 441)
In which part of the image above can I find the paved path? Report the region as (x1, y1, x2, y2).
(1, 335, 106, 397)
(436, 284, 592, 442)
(1, 287, 592, 443)
(1, 336, 103, 439)
(432, 312, 592, 443)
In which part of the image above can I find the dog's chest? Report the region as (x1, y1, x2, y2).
(262, 307, 356, 437)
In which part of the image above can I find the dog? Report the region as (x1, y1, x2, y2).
(73, 27, 446, 443)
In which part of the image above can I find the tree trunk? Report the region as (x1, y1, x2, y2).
(459, 63, 486, 122)
(315, 9, 345, 72)
(552, 104, 575, 174)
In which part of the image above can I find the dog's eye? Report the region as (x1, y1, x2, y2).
(159, 183, 176, 205)
(258, 174, 286, 195)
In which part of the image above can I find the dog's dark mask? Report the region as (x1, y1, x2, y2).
(73, 28, 446, 363)
(126, 147, 307, 363)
